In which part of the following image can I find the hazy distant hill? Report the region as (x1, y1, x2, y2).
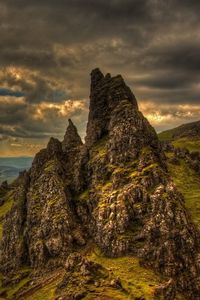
(0, 157, 33, 183)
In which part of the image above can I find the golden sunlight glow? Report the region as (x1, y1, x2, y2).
(139, 101, 200, 125)
(7, 66, 23, 80)
(32, 99, 87, 120)
(0, 96, 25, 104)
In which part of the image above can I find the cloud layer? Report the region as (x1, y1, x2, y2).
(0, 0, 200, 155)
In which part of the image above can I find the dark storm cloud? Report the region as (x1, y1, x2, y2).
(0, 70, 69, 103)
(0, 88, 24, 97)
(0, 101, 27, 125)
(146, 41, 200, 73)
(0, 0, 199, 149)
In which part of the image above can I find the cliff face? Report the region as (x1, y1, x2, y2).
(0, 69, 200, 299)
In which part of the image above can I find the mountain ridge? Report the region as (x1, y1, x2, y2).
(159, 120, 200, 141)
(0, 69, 200, 300)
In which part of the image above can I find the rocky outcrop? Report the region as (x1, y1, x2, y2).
(62, 119, 83, 152)
(0, 171, 30, 273)
(162, 141, 200, 174)
(0, 121, 86, 271)
(0, 69, 200, 300)
(141, 182, 200, 296)
(85, 68, 138, 148)
(55, 253, 110, 299)
(174, 147, 200, 174)
(0, 180, 9, 206)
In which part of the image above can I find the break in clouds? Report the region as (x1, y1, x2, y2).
(0, 0, 200, 155)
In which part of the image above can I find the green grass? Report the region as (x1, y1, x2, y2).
(86, 248, 185, 299)
(172, 138, 200, 152)
(87, 249, 162, 299)
(0, 191, 14, 240)
(25, 273, 63, 300)
(168, 157, 200, 227)
(25, 281, 56, 300)
(0, 268, 31, 299)
(158, 128, 176, 141)
(7, 277, 30, 299)
(44, 159, 61, 172)
(78, 189, 89, 201)
(0, 268, 60, 300)
(0, 192, 13, 218)
(159, 124, 200, 152)
(90, 135, 108, 162)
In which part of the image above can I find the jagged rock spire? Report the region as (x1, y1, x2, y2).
(62, 119, 82, 152)
(1, 69, 200, 299)
(90, 68, 104, 91)
(85, 68, 138, 148)
(47, 137, 62, 155)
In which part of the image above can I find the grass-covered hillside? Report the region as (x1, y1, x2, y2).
(0, 246, 185, 300)
(166, 153, 200, 228)
(159, 121, 200, 228)
(158, 120, 200, 152)
(158, 120, 200, 141)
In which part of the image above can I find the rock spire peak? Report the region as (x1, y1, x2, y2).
(62, 119, 82, 151)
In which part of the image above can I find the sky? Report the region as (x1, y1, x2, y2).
(0, 0, 200, 157)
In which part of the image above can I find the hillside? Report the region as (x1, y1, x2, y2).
(158, 121, 200, 152)
(0, 69, 200, 300)
(158, 122, 200, 229)
(0, 157, 33, 183)
(158, 120, 200, 300)
(158, 120, 200, 141)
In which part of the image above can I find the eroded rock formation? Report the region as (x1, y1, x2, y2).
(0, 69, 200, 299)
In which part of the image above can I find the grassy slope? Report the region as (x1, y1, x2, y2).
(159, 125, 200, 227)
(3, 253, 184, 300)
(158, 128, 176, 141)
(172, 138, 200, 152)
(158, 124, 200, 152)
(167, 154, 200, 227)
(0, 191, 13, 239)
(25, 273, 63, 300)
(88, 250, 164, 299)
(25, 282, 56, 300)
(0, 268, 31, 299)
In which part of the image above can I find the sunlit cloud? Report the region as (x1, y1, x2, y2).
(140, 101, 200, 131)
(32, 99, 87, 120)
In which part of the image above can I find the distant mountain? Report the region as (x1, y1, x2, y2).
(0, 157, 33, 183)
(159, 120, 200, 152)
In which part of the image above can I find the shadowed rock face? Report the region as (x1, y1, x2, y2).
(86, 68, 138, 148)
(0, 69, 200, 299)
(62, 119, 83, 152)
